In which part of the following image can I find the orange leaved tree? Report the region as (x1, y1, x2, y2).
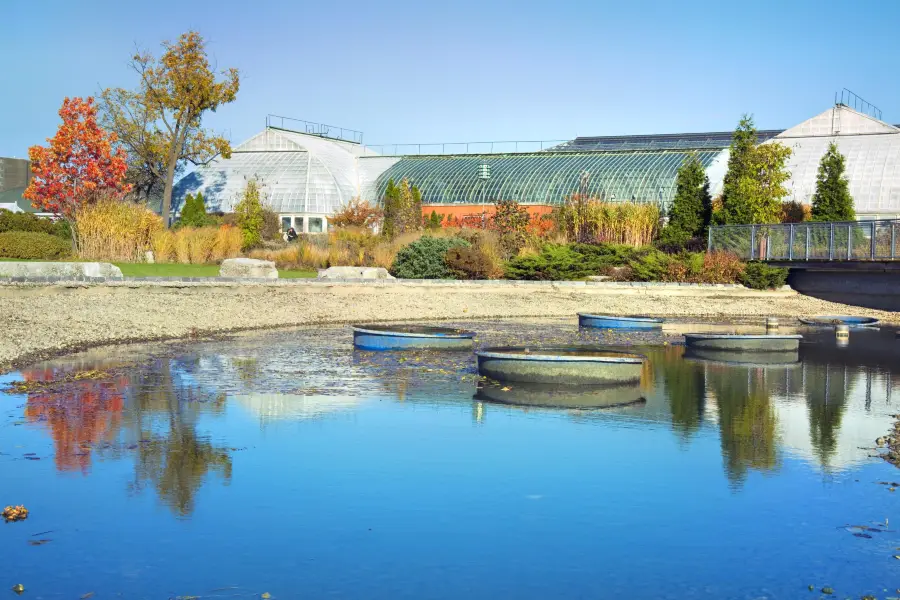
(24, 97, 130, 245)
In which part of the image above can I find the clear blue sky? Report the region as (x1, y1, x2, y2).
(4, 0, 900, 157)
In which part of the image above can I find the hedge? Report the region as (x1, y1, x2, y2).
(390, 236, 470, 279)
(0, 231, 73, 260)
(0, 209, 71, 239)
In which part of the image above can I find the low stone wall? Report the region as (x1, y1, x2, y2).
(0, 276, 774, 294)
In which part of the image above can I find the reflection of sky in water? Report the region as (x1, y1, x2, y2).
(1, 319, 899, 599)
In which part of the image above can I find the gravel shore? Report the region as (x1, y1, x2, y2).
(0, 282, 895, 372)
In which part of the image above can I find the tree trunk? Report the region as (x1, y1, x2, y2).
(161, 150, 179, 227)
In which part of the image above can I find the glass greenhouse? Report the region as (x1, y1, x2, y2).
(173, 127, 368, 234)
(173, 103, 900, 230)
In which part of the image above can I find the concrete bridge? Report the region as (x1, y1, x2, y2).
(708, 219, 900, 311)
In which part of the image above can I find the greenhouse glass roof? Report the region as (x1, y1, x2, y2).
(365, 149, 724, 208)
(173, 128, 364, 216)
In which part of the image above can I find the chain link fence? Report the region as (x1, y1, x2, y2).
(709, 220, 900, 261)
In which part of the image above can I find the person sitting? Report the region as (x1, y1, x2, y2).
(287, 227, 298, 242)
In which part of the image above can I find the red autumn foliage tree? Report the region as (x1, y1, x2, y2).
(24, 97, 130, 219)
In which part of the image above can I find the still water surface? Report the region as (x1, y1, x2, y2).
(2, 319, 900, 599)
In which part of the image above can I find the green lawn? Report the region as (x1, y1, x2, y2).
(114, 262, 317, 279)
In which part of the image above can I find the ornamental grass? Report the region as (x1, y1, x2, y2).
(75, 199, 162, 262)
(153, 226, 241, 264)
(554, 197, 660, 247)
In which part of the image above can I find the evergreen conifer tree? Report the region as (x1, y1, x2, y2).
(717, 115, 792, 225)
(718, 115, 757, 224)
(811, 142, 855, 222)
(660, 153, 712, 245)
(179, 191, 209, 227)
(381, 179, 400, 238)
(235, 180, 264, 249)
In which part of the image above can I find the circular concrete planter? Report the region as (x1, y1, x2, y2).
(352, 324, 475, 351)
(475, 346, 645, 385)
(577, 313, 663, 329)
(683, 333, 802, 352)
(475, 381, 645, 409)
(799, 316, 880, 328)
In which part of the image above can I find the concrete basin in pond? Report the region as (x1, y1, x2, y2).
(683, 333, 802, 352)
(475, 346, 645, 385)
(578, 313, 663, 329)
(799, 316, 880, 328)
(475, 381, 645, 409)
(352, 324, 475, 351)
(684, 348, 800, 367)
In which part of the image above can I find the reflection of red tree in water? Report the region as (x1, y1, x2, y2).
(23, 368, 126, 474)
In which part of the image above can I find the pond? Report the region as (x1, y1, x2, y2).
(1, 318, 899, 599)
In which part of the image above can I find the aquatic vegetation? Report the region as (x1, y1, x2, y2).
(5, 369, 114, 393)
(2, 506, 29, 522)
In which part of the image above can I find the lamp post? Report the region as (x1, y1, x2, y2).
(478, 162, 491, 228)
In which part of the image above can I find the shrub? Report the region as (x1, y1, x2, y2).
(0, 231, 72, 260)
(75, 198, 163, 261)
(781, 200, 811, 224)
(331, 197, 383, 230)
(425, 210, 445, 231)
(665, 251, 745, 284)
(382, 178, 422, 238)
(627, 248, 673, 281)
(446, 246, 499, 279)
(390, 236, 470, 279)
(504, 243, 640, 280)
(741, 262, 788, 290)
(492, 199, 530, 259)
(0, 209, 70, 239)
(261, 208, 281, 241)
(235, 180, 264, 250)
(698, 252, 745, 283)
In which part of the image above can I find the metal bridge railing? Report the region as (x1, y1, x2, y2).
(708, 219, 900, 261)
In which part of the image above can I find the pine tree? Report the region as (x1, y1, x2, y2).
(179, 193, 196, 225)
(179, 191, 209, 227)
(194, 192, 207, 223)
(660, 153, 712, 245)
(717, 115, 757, 224)
(811, 142, 855, 222)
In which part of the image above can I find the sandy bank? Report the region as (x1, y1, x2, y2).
(0, 281, 895, 371)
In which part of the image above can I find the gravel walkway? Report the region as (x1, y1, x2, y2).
(0, 282, 895, 371)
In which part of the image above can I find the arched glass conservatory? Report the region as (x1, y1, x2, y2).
(365, 150, 723, 209)
(173, 127, 367, 233)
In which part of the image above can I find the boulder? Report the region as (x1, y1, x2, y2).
(0, 262, 123, 279)
(219, 258, 278, 279)
(318, 266, 395, 280)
